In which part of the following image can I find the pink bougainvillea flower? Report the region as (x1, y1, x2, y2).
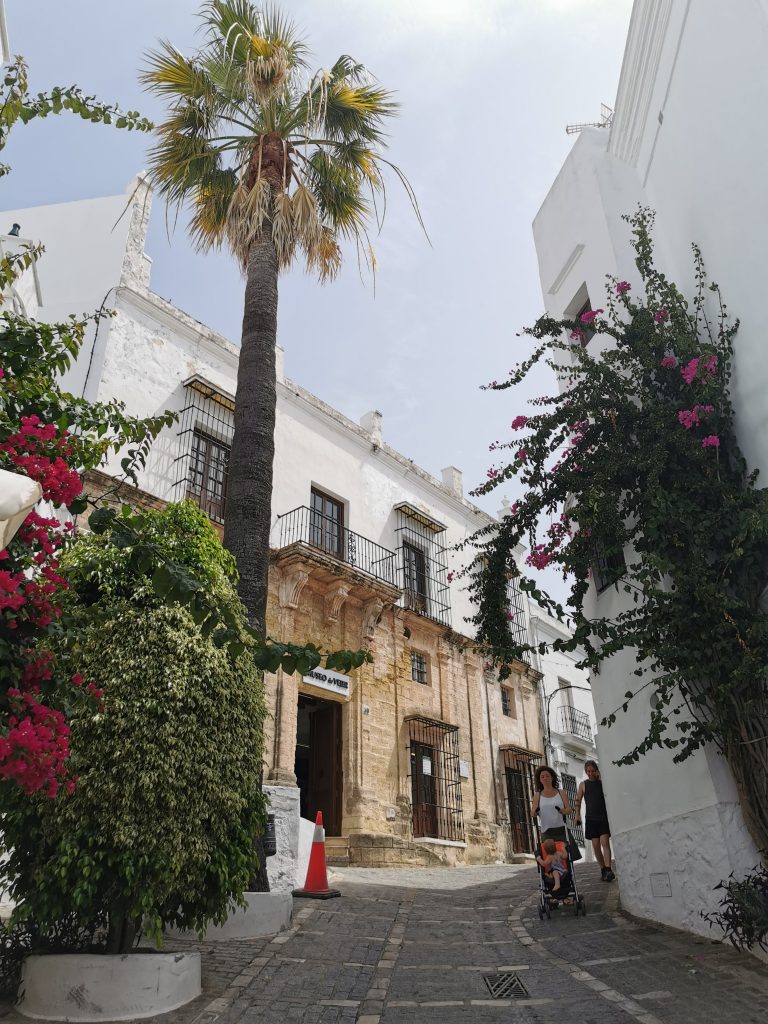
(616, 281, 631, 294)
(446, 571, 455, 583)
(0, 367, 5, 379)
(517, 448, 527, 462)
(702, 435, 720, 448)
(681, 358, 700, 385)
(579, 308, 603, 324)
(660, 355, 677, 368)
(486, 468, 498, 480)
(654, 306, 669, 323)
(510, 415, 528, 430)
(703, 354, 718, 378)
(677, 409, 698, 430)
(569, 329, 586, 342)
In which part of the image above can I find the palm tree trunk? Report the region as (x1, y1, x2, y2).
(223, 225, 278, 893)
(224, 225, 278, 636)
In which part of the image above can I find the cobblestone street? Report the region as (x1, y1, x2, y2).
(26, 863, 761, 1024)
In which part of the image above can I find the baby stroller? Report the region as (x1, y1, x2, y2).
(534, 815, 586, 920)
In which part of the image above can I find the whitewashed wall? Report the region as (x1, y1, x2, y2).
(531, 0, 763, 937)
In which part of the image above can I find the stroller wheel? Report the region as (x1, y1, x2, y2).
(538, 906, 544, 921)
(579, 896, 586, 917)
(545, 904, 551, 919)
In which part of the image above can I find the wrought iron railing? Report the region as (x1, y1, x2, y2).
(557, 705, 592, 742)
(277, 506, 398, 587)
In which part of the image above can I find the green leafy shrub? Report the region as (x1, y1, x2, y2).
(2, 503, 266, 953)
(703, 866, 768, 952)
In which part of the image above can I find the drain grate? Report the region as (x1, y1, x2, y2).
(483, 972, 529, 999)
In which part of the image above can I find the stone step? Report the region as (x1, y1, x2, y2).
(325, 836, 350, 866)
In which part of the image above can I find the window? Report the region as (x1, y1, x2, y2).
(403, 541, 428, 612)
(501, 686, 516, 718)
(310, 488, 344, 558)
(407, 716, 464, 841)
(176, 377, 234, 525)
(395, 503, 451, 626)
(591, 540, 626, 593)
(187, 429, 229, 523)
(411, 651, 429, 685)
(574, 298, 596, 346)
(558, 678, 574, 708)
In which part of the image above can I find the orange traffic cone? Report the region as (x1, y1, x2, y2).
(293, 811, 341, 899)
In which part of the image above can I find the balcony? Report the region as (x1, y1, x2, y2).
(276, 506, 398, 589)
(556, 705, 593, 743)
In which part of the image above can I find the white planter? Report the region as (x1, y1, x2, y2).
(165, 892, 292, 941)
(19, 951, 201, 1022)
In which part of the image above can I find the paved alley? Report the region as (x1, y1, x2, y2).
(10, 864, 768, 1024)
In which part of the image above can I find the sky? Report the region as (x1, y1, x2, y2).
(1, 0, 633, 598)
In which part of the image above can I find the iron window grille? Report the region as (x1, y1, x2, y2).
(506, 576, 531, 666)
(591, 539, 626, 593)
(395, 503, 451, 627)
(174, 377, 234, 525)
(407, 716, 464, 842)
(411, 651, 429, 685)
(277, 506, 398, 586)
(501, 686, 515, 718)
(501, 746, 543, 855)
(559, 770, 585, 845)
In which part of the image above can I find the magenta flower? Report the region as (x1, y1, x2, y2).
(579, 308, 603, 324)
(616, 281, 631, 295)
(569, 328, 585, 342)
(447, 571, 455, 583)
(681, 358, 700, 385)
(486, 468, 499, 480)
(702, 435, 720, 448)
(517, 449, 527, 462)
(703, 354, 718, 378)
(510, 415, 528, 430)
(660, 355, 677, 368)
(677, 409, 698, 430)
(0, 368, 5, 379)
(654, 306, 669, 323)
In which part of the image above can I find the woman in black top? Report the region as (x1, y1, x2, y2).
(575, 761, 615, 881)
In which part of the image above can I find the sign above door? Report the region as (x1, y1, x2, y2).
(302, 667, 351, 700)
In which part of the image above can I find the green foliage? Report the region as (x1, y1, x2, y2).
(703, 865, 768, 952)
(472, 209, 768, 853)
(78, 502, 372, 676)
(2, 600, 267, 949)
(0, 57, 152, 176)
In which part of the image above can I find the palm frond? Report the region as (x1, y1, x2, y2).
(188, 167, 238, 251)
(301, 149, 370, 241)
(306, 226, 342, 283)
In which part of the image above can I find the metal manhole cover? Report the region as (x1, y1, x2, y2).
(483, 972, 529, 999)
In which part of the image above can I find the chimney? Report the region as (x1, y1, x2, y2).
(441, 466, 463, 497)
(360, 410, 383, 446)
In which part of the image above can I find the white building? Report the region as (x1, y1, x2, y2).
(531, 0, 764, 935)
(2, 176, 599, 871)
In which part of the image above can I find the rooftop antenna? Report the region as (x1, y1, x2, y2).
(565, 103, 613, 136)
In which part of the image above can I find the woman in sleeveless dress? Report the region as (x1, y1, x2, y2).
(530, 765, 572, 842)
(575, 760, 615, 881)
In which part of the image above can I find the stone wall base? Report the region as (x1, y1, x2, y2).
(347, 826, 499, 868)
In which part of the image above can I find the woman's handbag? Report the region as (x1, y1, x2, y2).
(567, 828, 583, 862)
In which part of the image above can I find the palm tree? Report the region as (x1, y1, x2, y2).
(142, 0, 419, 636)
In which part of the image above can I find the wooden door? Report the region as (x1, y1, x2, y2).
(410, 743, 438, 838)
(308, 701, 342, 836)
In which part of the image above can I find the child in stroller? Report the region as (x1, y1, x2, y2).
(537, 838, 569, 896)
(535, 830, 586, 918)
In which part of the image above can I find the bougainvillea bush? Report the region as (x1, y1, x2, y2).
(471, 209, 768, 863)
(2, 502, 267, 954)
(0, 299, 174, 800)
